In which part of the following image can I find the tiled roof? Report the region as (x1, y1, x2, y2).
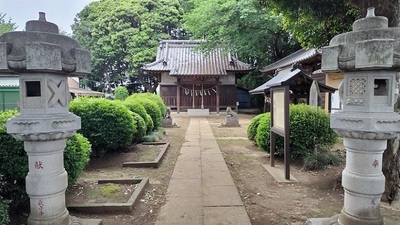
(0, 76, 19, 87)
(250, 65, 336, 95)
(259, 48, 321, 74)
(142, 40, 253, 76)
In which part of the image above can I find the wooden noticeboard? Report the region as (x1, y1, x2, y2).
(270, 86, 291, 180)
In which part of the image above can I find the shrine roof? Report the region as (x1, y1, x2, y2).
(142, 40, 253, 76)
(259, 48, 321, 74)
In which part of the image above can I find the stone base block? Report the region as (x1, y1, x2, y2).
(187, 108, 209, 116)
(70, 216, 102, 225)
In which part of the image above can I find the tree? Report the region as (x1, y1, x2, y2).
(266, 0, 360, 48)
(0, 13, 17, 35)
(72, 0, 185, 92)
(182, 0, 300, 67)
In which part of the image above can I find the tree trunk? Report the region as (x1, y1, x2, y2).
(347, 0, 400, 203)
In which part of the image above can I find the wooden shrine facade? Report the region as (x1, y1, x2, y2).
(142, 40, 253, 113)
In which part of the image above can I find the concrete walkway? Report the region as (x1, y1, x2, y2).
(155, 118, 252, 225)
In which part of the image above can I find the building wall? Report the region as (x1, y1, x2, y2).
(0, 87, 19, 110)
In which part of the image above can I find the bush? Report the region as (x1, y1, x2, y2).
(64, 133, 92, 185)
(131, 112, 146, 143)
(126, 95, 162, 129)
(129, 93, 166, 116)
(70, 98, 136, 155)
(247, 113, 265, 142)
(0, 174, 10, 225)
(303, 152, 341, 171)
(143, 128, 165, 142)
(254, 104, 338, 159)
(114, 86, 129, 100)
(123, 99, 153, 134)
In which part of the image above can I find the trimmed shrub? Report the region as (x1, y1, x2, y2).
(0, 174, 10, 225)
(70, 98, 136, 155)
(255, 104, 338, 159)
(126, 96, 162, 129)
(129, 93, 166, 116)
(122, 99, 153, 134)
(114, 86, 129, 100)
(64, 133, 92, 185)
(303, 152, 341, 171)
(247, 113, 265, 142)
(131, 112, 146, 143)
(0, 110, 27, 210)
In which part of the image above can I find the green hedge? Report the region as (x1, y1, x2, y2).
(0, 174, 10, 225)
(247, 113, 265, 142)
(131, 112, 146, 143)
(254, 104, 338, 159)
(114, 86, 129, 100)
(126, 95, 162, 129)
(70, 98, 136, 155)
(64, 133, 92, 185)
(123, 99, 153, 134)
(0, 110, 92, 215)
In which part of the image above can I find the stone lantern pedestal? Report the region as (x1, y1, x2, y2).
(0, 13, 101, 225)
(306, 8, 400, 225)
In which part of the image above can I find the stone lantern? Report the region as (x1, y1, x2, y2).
(307, 8, 400, 225)
(0, 13, 100, 225)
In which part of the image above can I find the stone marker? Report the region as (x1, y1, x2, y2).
(162, 107, 179, 127)
(306, 7, 400, 225)
(220, 107, 240, 127)
(0, 12, 100, 225)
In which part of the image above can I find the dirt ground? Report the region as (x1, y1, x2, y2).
(10, 112, 400, 225)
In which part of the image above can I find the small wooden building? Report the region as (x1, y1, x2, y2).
(141, 40, 253, 113)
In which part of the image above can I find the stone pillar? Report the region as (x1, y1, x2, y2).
(0, 13, 99, 225)
(306, 7, 400, 225)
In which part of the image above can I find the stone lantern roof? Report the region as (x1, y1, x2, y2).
(0, 12, 90, 76)
(322, 7, 400, 72)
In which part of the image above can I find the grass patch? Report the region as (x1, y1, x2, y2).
(138, 145, 161, 161)
(100, 183, 122, 197)
(303, 152, 341, 171)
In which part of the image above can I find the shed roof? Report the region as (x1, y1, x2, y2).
(250, 65, 336, 95)
(0, 76, 19, 87)
(142, 40, 253, 76)
(259, 48, 321, 74)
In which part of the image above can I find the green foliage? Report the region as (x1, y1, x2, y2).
(139, 93, 167, 116)
(114, 86, 129, 100)
(183, 0, 300, 66)
(303, 152, 341, 171)
(0, 13, 17, 35)
(143, 128, 165, 142)
(247, 113, 265, 142)
(123, 98, 154, 133)
(267, 0, 360, 48)
(64, 133, 92, 185)
(70, 98, 136, 155)
(0, 110, 28, 210)
(255, 104, 338, 159)
(0, 174, 10, 225)
(72, 0, 185, 88)
(126, 94, 163, 129)
(131, 112, 147, 143)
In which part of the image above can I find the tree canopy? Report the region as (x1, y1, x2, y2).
(0, 13, 17, 36)
(182, 0, 300, 67)
(266, 0, 360, 48)
(72, 0, 185, 91)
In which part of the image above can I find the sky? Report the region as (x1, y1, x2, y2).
(0, 0, 96, 34)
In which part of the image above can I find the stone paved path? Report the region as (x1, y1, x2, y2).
(155, 118, 252, 225)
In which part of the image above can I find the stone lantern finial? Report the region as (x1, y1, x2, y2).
(38, 12, 46, 21)
(366, 7, 375, 17)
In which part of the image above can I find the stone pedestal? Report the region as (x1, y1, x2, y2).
(0, 12, 100, 225)
(306, 7, 400, 225)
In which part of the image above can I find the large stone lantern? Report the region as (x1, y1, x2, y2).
(0, 13, 99, 225)
(307, 8, 400, 225)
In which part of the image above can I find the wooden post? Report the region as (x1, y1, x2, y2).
(284, 85, 290, 180)
(177, 78, 180, 114)
(216, 77, 220, 114)
(192, 82, 195, 109)
(201, 83, 204, 109)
